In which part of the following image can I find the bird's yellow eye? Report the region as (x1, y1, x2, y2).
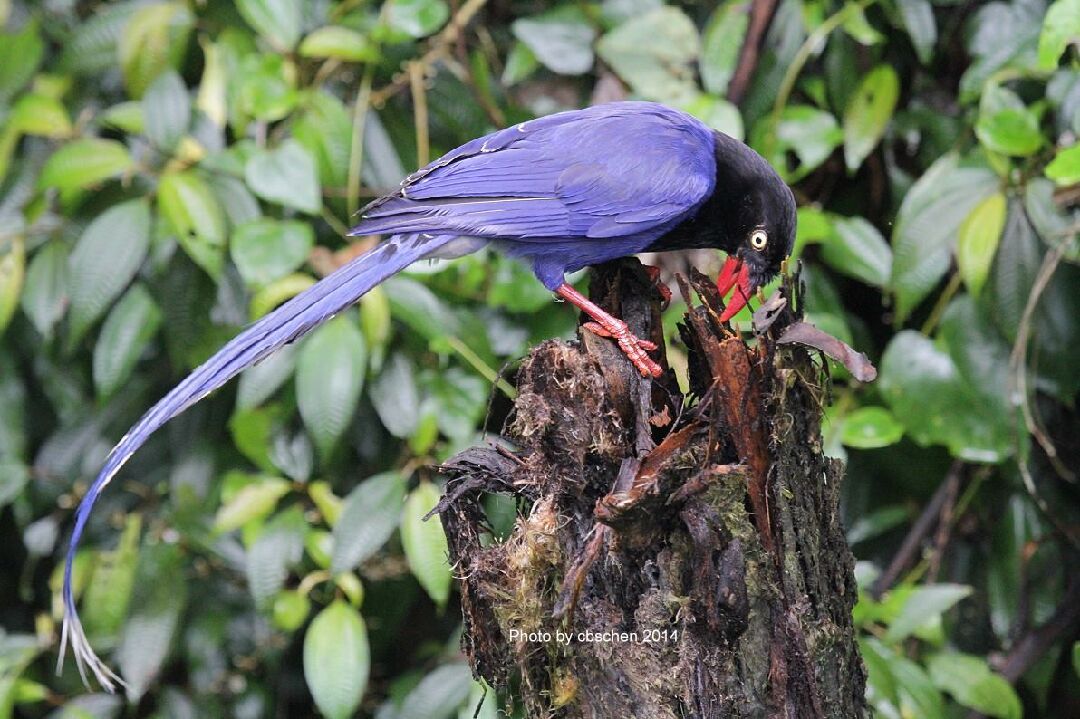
(750, 229, 768, 251)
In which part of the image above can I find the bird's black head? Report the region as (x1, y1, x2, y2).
(710, 132, 796, 319)
(652, 131, 796, 319)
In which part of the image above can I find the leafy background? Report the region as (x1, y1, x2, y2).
(1, 0, 1078, 716)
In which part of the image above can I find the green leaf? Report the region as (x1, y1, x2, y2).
(385, 0, 450, 39)
(38, 139, 133, 193)
(296, 314, 367, 456)
(158, 170, 227, 278)
(143, 70, 190, 152)
(897, 0, 936, 64)
(303, 600, 370, 719)
(846, 505, 910, 544)
(81, 515, 141, 643)
(236, 0, 301, 50)
(840, 407, 904, 449)
(938, 296, 1013, 422)
(299, 26, 380, 62)
(197, 40, 228, 128)
(100, 101, 145, 134)
(237, 53, 299, 123)
(596, 7, 700, 104)
(891, 654, 946, 719)
(272, 589, 311, 631)
(1073, 641, 1080, 678)
(115, 543, 188, 701)
(384, 276, 461, 342)
(294, 91, 352, 190)
(976, 86, 1043, 157)
(92, 284, 163, 399)
(237, 344, 297, 409)
(398, 662, 474, 719)
(502, 41, 538, 85)
(879, 331, 1011, 462)
(331, 471, 407, 573)
(0, 463, 30, 511)
(1046, 142, 1080, 186)
(926, 653, 1021, 719)
(843, 65, 899, 171)
(884, 584, 971, 642)
(401, 481, 451, 608)
(20, 240, 68, 339)
(890, 154, 998, 321)
(370, 353, 421, 438)
(245, 506, 305, 607)
(822, 215, 892, 287)
(768, 106, 843, 180)
(1038, 0, 1080, 70)
(842, 6, 884, 46)
(8, 93, 72, 138)
(0, 20, 44, 102)
(118, 2, 194, 98)
(0, 237, 24, 336)
(957, 192, 1007, 296)
(59, 2, 137, 76)
(429, 367, 487, 440)
(700, 0, 750, 96)
(245, 140, 321, 214)
(859, 637, 900, 708)
(250, 273, 315, 320)
(230, 219, 314, 287)
(512, 8, 596, 76)
(214, 473, 291, 532)
(67, 199, 151, 347)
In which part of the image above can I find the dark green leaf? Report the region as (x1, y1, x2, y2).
(143, 70, 190, 152)
(957, 192, 1007, 296)
(81, 515, 141, 643)
(890, 155, 998, 320)
(884, 584, 971, 642)
(20, 240, 68, 339)
(926, 653, 1021, 719)
(118, 2, 194, 98)
(236, 0, 301, 50)
(299, 26, 380, 62)
(115, 543, 188, 701)
(385, 0, 450, 39)
(92, 284, 163, 399)
(1038, 0, 1080, 70)
(159, 171, 227, 279)
(897, 0, 936, 64)
(840, 406, 904, 448)
(398, 662, 473, 719)
(245, 140, 321, 214)
(700, 0, 750, 95)
(230, 219, 314, 287)
(0, 20, 44, 103)
(512, 9, 596, 76)
(843, 65, 899, 170)
(38, 139, 133, 193)
(1046, 142, 1080, 185)
(295, 314, 367, 456)
(370, 353, 420, 438)
(245, 506, 305, 607)
(401, 481, 451, 608)
(303, 600, 370, 719)
(879, 331, 1012, 461)
(67, 199, 151, 347)
(0, 238, 24, 336)
(331, 471, 407, 573)
(822, 215, 892, 287)
(596, 7, 700, 104)
(237, 344, 297, 409)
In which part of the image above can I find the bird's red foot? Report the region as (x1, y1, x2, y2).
(582, 321, 662, 377)
(555, 283, 663, 378)
(642, 264, 672, 307)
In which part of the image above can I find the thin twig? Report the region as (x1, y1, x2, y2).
(727, 0, 781, 105)
(871, 461, 964, 599)
(370, 0, 491, 108)
(409, 61, 431, 168)
(347, 66, 375, 219)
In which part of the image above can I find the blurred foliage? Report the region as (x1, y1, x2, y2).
(0, 0, 1078, 716)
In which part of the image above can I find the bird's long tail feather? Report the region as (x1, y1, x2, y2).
(59, 232, 457, 690)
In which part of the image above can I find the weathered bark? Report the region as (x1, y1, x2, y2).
(437, 259, 866, 718)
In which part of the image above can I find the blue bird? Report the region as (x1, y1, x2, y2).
(58, 100, 796, 689)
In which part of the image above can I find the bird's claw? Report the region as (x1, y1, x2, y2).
(582, 321, 662, 377)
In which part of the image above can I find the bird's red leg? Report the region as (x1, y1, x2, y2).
(642, 264, 672, 306)
(555, 283, 663, 378)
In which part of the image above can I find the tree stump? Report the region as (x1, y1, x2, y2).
(437, 259, 866, 718)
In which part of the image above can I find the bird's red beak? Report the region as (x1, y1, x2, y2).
(717, 255, 753, 322)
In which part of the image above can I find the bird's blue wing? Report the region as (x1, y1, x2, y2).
(351, 102, 717, 241)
